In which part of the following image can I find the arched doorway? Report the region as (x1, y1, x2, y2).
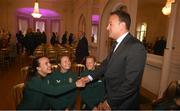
(78, 14, 86, 32)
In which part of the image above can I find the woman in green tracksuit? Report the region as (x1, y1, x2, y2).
(17, 56, 84, 110)
(47, 55, 78, 110)
(80, 56, 105, 110)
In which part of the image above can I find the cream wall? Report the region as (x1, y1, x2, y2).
(142, 0, 180, 96)
(0, 0, 8, 30)
(136, 2, 169, 44)
(72, 0, 93, 42)
(142, 54, 163, 95)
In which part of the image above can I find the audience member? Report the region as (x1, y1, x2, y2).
(154, 81, 180, 110)
(16, 30, 24, 54)
(80, 56, 105, 110)
(68, 33, 74, 45)
(153, 36, 166, 56)
(75, 31, 89, 63)
(24, 28, 35, 55)
(42, 31, 47, 44)
(46, 55, 78, 110)
(50, 32, 57, 46)
(62, 31, 68, 46)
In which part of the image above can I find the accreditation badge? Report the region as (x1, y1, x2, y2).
(47, 80, 50, 85)
(69, 78, 72, 83)
(56, 80, 61, 83)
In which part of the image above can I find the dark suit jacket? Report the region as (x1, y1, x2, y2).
(75, 36, 89, 63)
(91, 33, 147, 110)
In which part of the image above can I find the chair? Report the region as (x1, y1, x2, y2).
(71, 63, 85, 76)
(51, 64, 59, 71)
(34, 50, 45, 57)
(12, 83, 24, 107)
(20, 66, 29, 82)
(152, 80, 178, 108)
(0, 48, 10, 68)
(46, 50, 58, 63)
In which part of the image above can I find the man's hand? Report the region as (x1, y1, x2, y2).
(97, 100, 111, 110)
(80, 76, 91, 84)
(75, 79, 85, 87)
(92, 106, 98, 111)
(76, 76, 91, 87)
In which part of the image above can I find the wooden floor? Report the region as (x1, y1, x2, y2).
(0, 54, 154, 110)
(0, 54, 31, 109)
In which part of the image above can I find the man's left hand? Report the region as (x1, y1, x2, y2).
(97, 100, 111, 110)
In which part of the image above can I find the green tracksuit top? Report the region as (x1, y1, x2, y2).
(17, 74, 76, 110)
(46, 70, 78, 110)
(80, 70, 105, 109)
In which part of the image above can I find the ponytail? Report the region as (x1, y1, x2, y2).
(26, 57, 41, 81)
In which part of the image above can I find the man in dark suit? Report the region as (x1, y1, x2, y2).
(75, 31, 89, 63)
(79, 10, 147, 110)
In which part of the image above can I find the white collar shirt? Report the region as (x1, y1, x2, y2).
(114, 32, 129, 52)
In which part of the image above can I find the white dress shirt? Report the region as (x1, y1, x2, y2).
(113, 32, 129, 52)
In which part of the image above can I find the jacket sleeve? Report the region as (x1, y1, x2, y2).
(91, 55, 110, 79)
(27, 77, 76, 96)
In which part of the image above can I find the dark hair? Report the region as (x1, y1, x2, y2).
(110, 10, 131, 30)
(26, 56, 43, 81)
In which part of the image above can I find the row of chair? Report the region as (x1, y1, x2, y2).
(34, 44, 76, 63)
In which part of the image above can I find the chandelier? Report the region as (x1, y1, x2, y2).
(162, 0, 175, 15)
(32, 0, 42, 18)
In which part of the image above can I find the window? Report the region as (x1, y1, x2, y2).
(91, 24, 98, 43)
(91, 15, 99, 43)
(136, 22, 147, 42)
(35, 21, 45, 32)
(18, 18, 28, 35)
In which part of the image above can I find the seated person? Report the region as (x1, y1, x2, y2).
(80, 56, 105, 110)
(153, 80, 180, 110)
(17, 56, 84, 110)
(47, 55, 78, 110)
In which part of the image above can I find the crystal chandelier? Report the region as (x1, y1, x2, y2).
(162, 0, 175, 15)
(32, 0, 42, 18)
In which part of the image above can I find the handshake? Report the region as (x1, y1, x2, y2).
(75, 76, 90, 87)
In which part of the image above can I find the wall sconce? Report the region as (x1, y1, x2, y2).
(32, 0, 42, 18)
(162, 0, 175, 15)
